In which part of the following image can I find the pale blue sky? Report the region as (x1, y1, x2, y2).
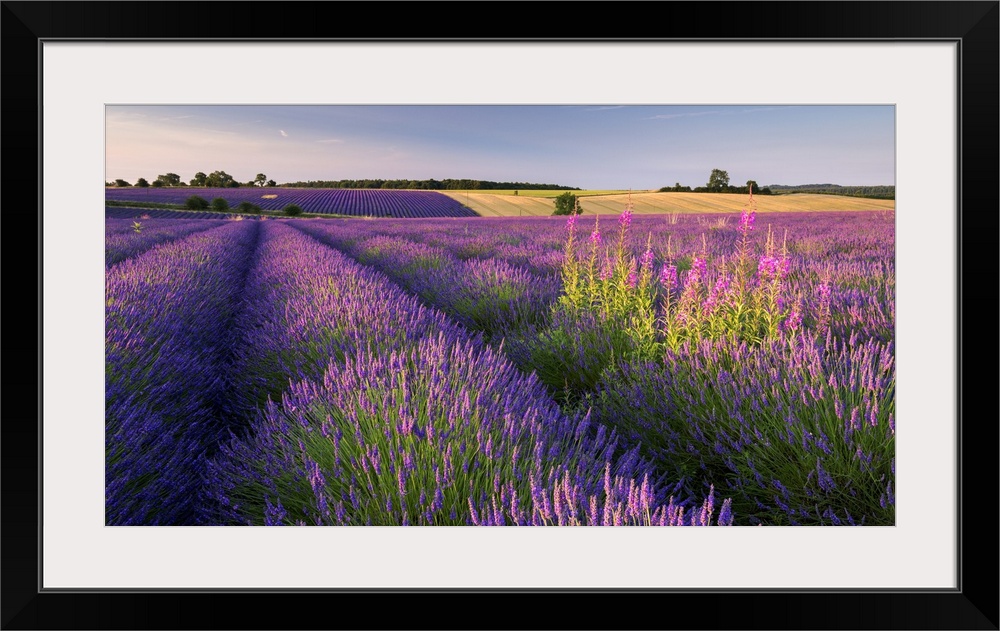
(106, 105, 894, 189)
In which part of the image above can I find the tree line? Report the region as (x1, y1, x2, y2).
(106, 174, 578, 190)
(106, 171, 276, 188)
(658, 170, 773, 195)
(277, 179, 580, 190)
(767, 184, 895, 199)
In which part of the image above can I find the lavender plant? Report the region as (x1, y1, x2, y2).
(203, 226, 732, 526)
(594, 331, 895, 525)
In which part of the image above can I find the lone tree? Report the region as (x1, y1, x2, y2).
(552, 191, 581, 216)
(135, 177, 150, 187)
(254, 173, 268, 187)
(282, 203, 303, 217)
(707, 169, 730, 191)
(114, 179, 131, 187)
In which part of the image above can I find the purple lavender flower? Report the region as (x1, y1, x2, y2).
(739, 208, 756, 233)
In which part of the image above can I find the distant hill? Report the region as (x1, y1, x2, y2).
(767, 184, 894, 200)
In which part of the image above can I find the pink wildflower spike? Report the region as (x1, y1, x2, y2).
(640, 247, 654, 270)
(660, 264, 678, 289)
(619, 206, 633, 230)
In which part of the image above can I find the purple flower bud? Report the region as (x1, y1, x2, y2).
(619, 207, 633, 230)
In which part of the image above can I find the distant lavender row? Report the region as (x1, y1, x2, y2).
(106, 206, 230, 220)
(106, 218, 226, 266)
(105, 187, 478, 218)
(201, 222, 730, 526)
(106, 221, 259, 525)
(293, 222, 561, 342)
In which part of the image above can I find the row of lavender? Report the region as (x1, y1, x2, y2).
(106, 219, 731, 525)
(106, 217, 227, 266)
(106, 187, 478, 218)
(302, 209, 895, 525)
(106, 207, 230, 220)
(291, 221, 561, 343)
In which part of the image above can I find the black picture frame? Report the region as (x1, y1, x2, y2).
(6, 2, 997, 629)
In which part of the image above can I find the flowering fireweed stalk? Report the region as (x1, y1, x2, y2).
(658, 187, 794, 351)
(202, 223, 732, 526)
(529, 188, 794, 402)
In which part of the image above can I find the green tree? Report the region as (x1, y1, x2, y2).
(206, 170, 236, 188)
(135, 177, 150, 187)
(255, 173, 268, 187)
(552, 192, 580, 216)
(746, 180, 758, 194)
(266, 179, 277, 187)
(190, 172, 208, 186)
(282, 203, 303, 217)
(151, 180, 163, 187)
(211, 197, 230, 212)
(156, 173, 182, 187)
(185, 195, 209, 210)
(708, 169, 730, 191)
(114, 179, 131, 187)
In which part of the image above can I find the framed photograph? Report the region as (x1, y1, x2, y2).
(9, 2, 997, 629)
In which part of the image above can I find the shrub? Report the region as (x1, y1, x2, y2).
(211, 197, 230, 212)
(184, 195, 209, 210)
(282, 203, 303, 217)
(236, 201, 261, 215)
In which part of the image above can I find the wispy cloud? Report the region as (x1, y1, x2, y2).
(742, 106, 787, 114)
(647, 110, 723, 120)
(279, 130, 288, 137)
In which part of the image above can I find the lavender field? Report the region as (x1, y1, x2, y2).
(106, 203, 895, 526)
(105, 187, 478, 218)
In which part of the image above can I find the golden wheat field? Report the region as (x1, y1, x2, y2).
(437, 191, 896, 217)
